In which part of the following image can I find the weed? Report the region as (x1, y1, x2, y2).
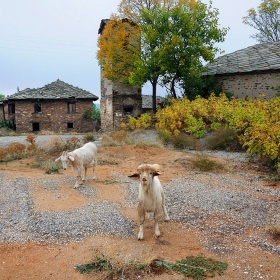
(40, 159, 61, 174)
(172, 255, 228, 280)
(111, 130, 128, 143)
(171, 133, 196, 150)
(6, 142, 26, 160)
(75, 254, 112, 274)
(158, 129, 172, 144)
(0, 148, 7, 161)
(206, 127, 243, 151)
(101, 135, 118, 147)
(191, 154, 224, 172)
(267, 210, 280, 238)
(26, 134, 36, 145)
(104, 180, 119, 185)
(84, 133, 95, 143)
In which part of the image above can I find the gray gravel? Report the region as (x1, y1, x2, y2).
(1, 147, 280, 259)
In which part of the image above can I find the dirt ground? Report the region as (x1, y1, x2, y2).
(0, 144, 280, 280)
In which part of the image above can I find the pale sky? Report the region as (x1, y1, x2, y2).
(0, 0, 261, 101)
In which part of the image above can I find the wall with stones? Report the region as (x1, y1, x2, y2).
(100, 75, 142, 131)
(7, 99, 95, 133)
(217, 71, 280, 99)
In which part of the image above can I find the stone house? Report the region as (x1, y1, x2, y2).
(1, 79, 99, 133)
(204, 41, 280, 99)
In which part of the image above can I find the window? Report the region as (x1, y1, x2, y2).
(8, 104, 15, 114)
(67, 102, 76, 113)
(34, 102, 42, 113)
(67, 122, 73, 129)
(32, 122, 40, 132)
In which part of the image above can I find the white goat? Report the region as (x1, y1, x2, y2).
(129, 164, 169, 240)
(55, 142, 97, 188)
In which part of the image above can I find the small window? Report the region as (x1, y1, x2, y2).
(34, 103, 42, 113)
(67, 102, 76, 113)
(123, 105, 134, 113)
(8, 104, 15, 114)
(32, 122, 40, 132)
(67, 122, 73, 129)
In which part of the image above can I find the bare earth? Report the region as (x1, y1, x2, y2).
(0, 143, 280, 280)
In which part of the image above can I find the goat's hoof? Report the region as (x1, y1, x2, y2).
(164, 217, 170, 222)
(138, 233, 144, 240)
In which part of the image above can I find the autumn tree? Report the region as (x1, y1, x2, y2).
(97, 16, 140, 85)
(130, 0, 228, 102)
(243, 0, 280, 42)
(118, 0, 177, 23)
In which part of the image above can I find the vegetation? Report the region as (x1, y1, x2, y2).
(243, 0, 280, 42)
(97, 0, 228, 112)
(82, 104, 100, 121)
(75, 254, 228, 279)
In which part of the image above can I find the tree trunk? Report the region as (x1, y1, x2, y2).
(152, 80, 157, 114)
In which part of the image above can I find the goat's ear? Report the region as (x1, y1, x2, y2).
(68, 155, 75, 162)
(55, 157, 61, 162)
(128, 173, 140, 178)
(153, 171, 162, 176)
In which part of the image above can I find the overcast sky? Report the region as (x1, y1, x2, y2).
(0, 0, 261, 101)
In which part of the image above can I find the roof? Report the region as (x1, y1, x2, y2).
(204, 41, 280, 75)
(142, 95, 164, 109)
(6, 79, 99, 101)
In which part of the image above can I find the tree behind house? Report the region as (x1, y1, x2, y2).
(243, 0, 280, 42)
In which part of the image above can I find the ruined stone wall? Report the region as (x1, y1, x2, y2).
(217, 72, 280, 99)
(100, 75, 142, 132)
(12, 99, 95, 133)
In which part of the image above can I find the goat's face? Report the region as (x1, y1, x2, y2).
(55, 151, 72, 170)
(129, 164, 161, 191)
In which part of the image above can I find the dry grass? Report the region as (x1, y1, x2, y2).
(190, 154, 224, 172)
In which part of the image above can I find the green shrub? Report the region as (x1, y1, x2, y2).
(206, 127, 243, 151)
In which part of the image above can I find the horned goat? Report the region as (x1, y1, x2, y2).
(55, 142, 97, 188)
(129, 164, 169, 240)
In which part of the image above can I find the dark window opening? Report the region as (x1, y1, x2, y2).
(67, 122, 74, 129)
(8, 104, 15, 114)
(123, 105, 134, 113)
(67, 102, 76, 113)
(34, 103, 42, 113)
(32, 122, 40, 132)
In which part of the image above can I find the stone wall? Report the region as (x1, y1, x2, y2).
(217, 71, 280, 99)
(5, 99, 95, 133)
(100, 75, 142, 132)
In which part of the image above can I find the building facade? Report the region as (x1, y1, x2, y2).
(204, 41, 280, 99)
(2, 79, 99, 133)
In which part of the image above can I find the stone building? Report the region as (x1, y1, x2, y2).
(204, 41, 280, 99)
(98, 19, 142, 131)
(1, 79, 99, 133)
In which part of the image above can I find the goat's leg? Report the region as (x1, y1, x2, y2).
(74, 170, 83, 188)
(162, 192, 170, 221)
(137, 205, 145, 240)
(82, 167, 87, 181)
(154, 211, 161, 238)
(91, 159, 97, 180)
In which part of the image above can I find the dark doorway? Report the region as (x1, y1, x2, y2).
(32, 122, 40, 132)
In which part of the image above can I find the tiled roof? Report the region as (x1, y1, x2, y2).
(204, 41, 280, 75)
(142, 95, 164, 109)
(6, 79, 99, 101)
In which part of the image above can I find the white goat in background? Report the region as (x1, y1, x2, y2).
(55, 142, 97, 188)
(129, 164, 169, 240)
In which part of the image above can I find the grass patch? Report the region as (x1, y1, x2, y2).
(190, 154, 224, 172)
(104, 180, 119, 185)
(206, 127, 243, 151)
(172, 256, 228, 280)
(75, 254, 228, 279)
(171, 133, 197, 150)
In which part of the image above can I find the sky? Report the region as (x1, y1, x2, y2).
(0, 0, 262, 102)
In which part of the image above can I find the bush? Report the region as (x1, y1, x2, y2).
(171, 133, 196, 150)
(111, 130, 128, 143)
(84, 133, 95, 143)
(206, 127, 243, 151)
(6, 142, 26, 159)
(190, 154, 224, 172)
